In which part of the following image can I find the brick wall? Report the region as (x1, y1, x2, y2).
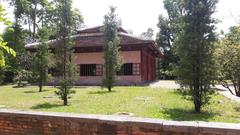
(0, 109, 239, 135)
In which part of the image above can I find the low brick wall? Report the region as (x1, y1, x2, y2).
(0, 109, 239, 135)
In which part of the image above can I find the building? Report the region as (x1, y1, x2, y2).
(25, 26, 162, 85)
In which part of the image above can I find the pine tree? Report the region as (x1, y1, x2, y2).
(54, 0, 76, 105)
(176, 0, 218, 112)
(103, 6, 122, 92)
(32, 27, 50, 92)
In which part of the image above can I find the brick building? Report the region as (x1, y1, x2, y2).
(25, 26, 162, 85)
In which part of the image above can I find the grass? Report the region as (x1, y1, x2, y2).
(0, 85, 239, 123)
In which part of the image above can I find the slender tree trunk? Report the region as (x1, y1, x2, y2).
(236, 91, 240, 97)
(193, 46, 202, 113)
(236, 81, 240, 97)
(193, 78, 201, 113)
(108, 86, 111, 92)
(28, 16, 31, 34)
(39, 81, 42, 92)
(33, 2, 37, 39)
(193, 87, 201, 113)
(194, 99, 201, 113)
(63, 37, 67, 106)
(63, 93, 67, 106)
(14, 19, 18, 50)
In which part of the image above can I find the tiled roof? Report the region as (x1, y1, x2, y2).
(74, 32, 154, 47)
(25, 26, 162, 57)
(77, 26, 128, 34)
(25, 33, 154, 48)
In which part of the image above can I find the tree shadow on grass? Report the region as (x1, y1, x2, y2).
(162, 108, 217, 122)
(24, 89, 50, 93)
(234, 106, 240, 112)
(88, 90, 118, 95)
(12, 84, 29, 88)
(165, 90, 218, 121)
(73, 86, 91, 89)
(31, 103, 61, 109)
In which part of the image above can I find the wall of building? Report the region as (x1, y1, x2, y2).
(73, 51, 142, 85)
(0, 109, 239, 135)
(141, 49, 157, 82)
(73, 51, 141, 64)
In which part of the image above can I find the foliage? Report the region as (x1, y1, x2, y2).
(3, 0, 83, 86)
(216, 26, 240, 97)
(0, 4, 16, 68)
(156, 15, 178, 79)
(2, 1, 35, 83)
(32, 27, 51, 92)
(156, 0, 184, 79)
(0, 38, 16, 67)
(102, 6, 122, 92)
(71, 8, 84, 31)
(54, 0, 77, 105)
(175, 0, 218, 113)
(9, 0, 53, 39)
(14, 69, 32, 87)
(9, 0, 84, 39)
(140, 28, 154, 40)
(2, 25, 27, 70)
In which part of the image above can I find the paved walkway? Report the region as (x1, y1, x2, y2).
(149, 80, 180, 89)
(149, 80, 240, 103)
(214, 85, 240, 102)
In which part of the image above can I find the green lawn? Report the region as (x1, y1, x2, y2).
(0, 85, 239, 123)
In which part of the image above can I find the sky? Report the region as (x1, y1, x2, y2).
(1, 0, 240, 37)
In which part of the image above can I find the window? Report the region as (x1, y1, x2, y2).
(118, 63, 140, 76)
(95, 64, 103, 76)
(79, 64, 103, 76)
(133, 63, 140, 75)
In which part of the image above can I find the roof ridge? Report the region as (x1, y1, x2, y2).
(25, 32, 155, 47)
(119, 32, 154, 42)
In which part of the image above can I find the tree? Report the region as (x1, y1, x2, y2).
(2, 25, 33, 84)
(140, 28, 154, 40)
(54, 0, 77, 105)
(4, 0, 37, 83)
(102, 6, 122, 92)
(175, 0, 218, 113)
(71, 8, 84, 31)
(156, 15, 177, 79)
(9, 0, 54, 39)
(0, 4, 17, 84)
(156, 0, 184, 79)
(216, 26, 240, 97)
(32, 27, 50, 92)
(0, 4, 16, 68)
(3, 25, 24, 69)
(5, 0, 82, 86)
(14, 69, 31, 87)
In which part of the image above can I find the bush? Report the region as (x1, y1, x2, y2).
(14, 69, 32, 87)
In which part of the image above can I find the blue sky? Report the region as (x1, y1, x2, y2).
(1, 0, 240, 36)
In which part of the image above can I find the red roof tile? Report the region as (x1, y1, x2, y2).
(25, 26, 162, 57)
